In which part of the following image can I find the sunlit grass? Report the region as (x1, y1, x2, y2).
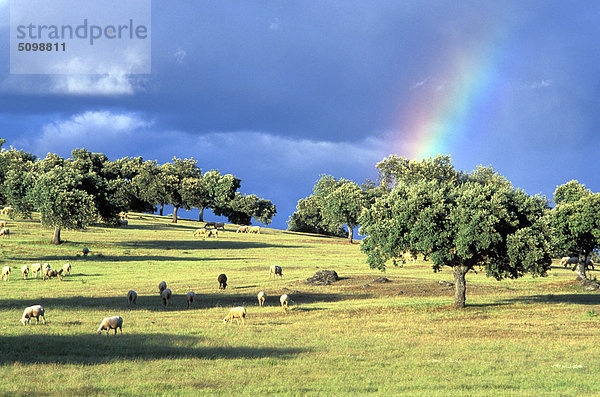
(0, 213, 599, 395)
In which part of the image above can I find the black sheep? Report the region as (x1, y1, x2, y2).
(218, 273, 228, 289)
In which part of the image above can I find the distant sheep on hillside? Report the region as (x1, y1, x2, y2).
(218, 274, 228, 289)
(223, 307, 246, 326)
(97, 316, 123, 336)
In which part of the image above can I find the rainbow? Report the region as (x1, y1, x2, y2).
(397, 31, 507, 160)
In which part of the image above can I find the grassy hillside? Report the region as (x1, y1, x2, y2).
(0, 214, 599, 396)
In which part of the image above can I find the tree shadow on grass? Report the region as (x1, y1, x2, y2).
(502, 293, 600, 306)
(118, 240, 298, 251)
(0, 333, 306, 364)
(0, 291, 360, 312)
(7, 254, 249, 263)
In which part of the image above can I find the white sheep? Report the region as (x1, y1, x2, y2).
(0, 206, 12, 215)
(62, 263, 72, 276)
(223, 307, 246, 326)
(158, 281, 167, 293)
(269, 265, 283, 279)
(31, 263, 42, 279)
(186, 291, 196, 308)
(82, 247, 90, 256)
(20, 305, 46, 325)
(127, 290, 137, 304)
(193, 228, 207, 237)
(42, 263, 50, 272)
(21, 264, 29, 279)
(97, 316, 123, 336)
(249, 226, 261, 234)
(1, 266, 10, 281)
(206, 229, 218, 238)
(161, 288, 172, 306)
(43, 268, 63, 281)
(280, 294, 289, 314)
(402, 252, 416, 264)
(0, 227, 10, 238)
(236, 226, 248, 233)
(257, 291, 266, 307)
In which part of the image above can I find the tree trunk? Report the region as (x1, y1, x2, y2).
(159, 204, 164, 216)
(172, 206, 179, 223)
(198, 207, 204, 222)
(51, 227, 61, 245)
(453, 265, 468, 309)
(575, 256, 587, 280)
(347, 224, 353, 244)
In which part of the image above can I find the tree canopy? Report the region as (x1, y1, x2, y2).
(360, 156, 553, 308)
(551, 180, 600, 279)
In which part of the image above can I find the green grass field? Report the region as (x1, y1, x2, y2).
(1, 214, 599, 396)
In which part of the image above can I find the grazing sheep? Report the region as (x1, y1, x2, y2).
(402, 252, 416, 264)
(21, 264, 29, 279)
(218, 273, 228, 289)
(560, 257, 579, 267)
(206, 229, 218, 238)
(161, 288, 172, 306)
(0, 206, 12, 215)
(269, 265, 283, 279)
(1, 266, 11, 281)
(62, 263, 71, 276)
(236, 226, 248, 233)
(31, 263, 42, 278)
(204, 221, 217, 229)
(257, 291, 266, 307)
(42, 263, 50, 274)
(249, 226, 261, 234)
(223, 307, 246, 326)
(186, 291, 196, 308)
(280, 294, 289, 314)
(215, 222, 225, 230)
(82, 247, 90, 256)
(97, 316, 123, 336)
(0, 220, 6, 228)
(43, 268, 63, 281)
(158, 281, 167, 293)
(20, 305, 46, 325)
(127, 290, 137, 304)
(193, 228, 207, 237)
(119, 219, 128, 226)
(119, 211, 128, 220)
(0, 227, 10, 238)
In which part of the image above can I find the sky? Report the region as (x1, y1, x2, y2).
(0, 1, 599, 230)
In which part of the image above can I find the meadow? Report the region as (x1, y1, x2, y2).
(0, 214, 599, 396)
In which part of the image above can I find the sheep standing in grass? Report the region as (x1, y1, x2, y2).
(158, 281, 167, 293)
(62, 263, 71, 276)
(43, 268, 63, 281)
(560, 257, 579, 267)
(249, 226, 261, 234)
(2, 266, 11, 281)
(20, 305, 46, 325)
(186, 291, 196, 308)
(21, 264, 29, 279)
(206, 229, 218, 238)
(97, 316, 123, 336)
(193, 228, 207, 237)
(280, 294, 289, 314)
(269, 265, 283, 279)
(31, 263, 42, 278)
(0, 220, 6, 228)
(257, 291, 266, 307)
(0, 227, 10, 238)
(236, 226, 248, 233)
(218, 274, 228, 289)
(82, 247, 90, 256)
(127, 290, 137, 304)
(223, 307, 246, 326)
(161, 288, 172, 306)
